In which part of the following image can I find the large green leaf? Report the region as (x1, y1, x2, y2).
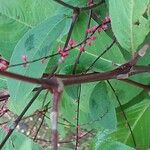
(113, 99, 150, 149)
(90, 130, 135, 150)
(0, 0, 58, 60)
(61, 82, 117, 131)
(7, 14, 70, 102)
(89, 82, 117, 130)
(109, 0, 150, 52)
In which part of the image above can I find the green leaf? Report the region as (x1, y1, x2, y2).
(89, 82, 117, 129)
(60, 82, 99, 128)
(109, 0, 150, 52)
(0, 77, 7, 89)
(0, 130, 40, 150)
(7, 14, 69, 102)
(90, 130, 135, 150)
(107, 80, 142, 106)
(113, 99, 150, 149)
(0, 0, 58, 60)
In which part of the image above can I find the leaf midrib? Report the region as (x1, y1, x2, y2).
(124, 102, 150, 143)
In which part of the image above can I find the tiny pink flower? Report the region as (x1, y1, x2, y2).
(0, 62, 7, 71)
(92, 26, 97, 32)
(86, 28, 91, 34)
(1, 60, 7, 66)
(90, 36, 96, 41)
(102, 24, 108, 30)
(98, 27, 102, 33)
(68, 39, 76, 47)
(60, 51, 69, 58)
(22, 55, 28, 62)
(105, 16, 110, 22)
(79, 45, 85, 52)
(86, 39, 92, 46)
(64, 47, 69, 51)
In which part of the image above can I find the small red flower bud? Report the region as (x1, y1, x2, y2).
(86, 39, 92, 46)
(105, 16, 110, 22)
(22, 55, 28, 62)
(79, 45, 85, 52)
(60, 51, 69, 58)
(64, 47, 69, 51)
(97, 27, 102, 33)
(1, 60, 7, 66)
(0, 62, 8, 71)
(90, 36, 96, 41)
(92, 26, 97, 32)
(102, 24, 108, 30)
(86, 28, 91, 34)
(68, 38, 76, 47)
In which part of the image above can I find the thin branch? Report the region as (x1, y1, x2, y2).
(73, 5, 93, 74)
(0, 88, 43, 149)
(48, 9, 79, 77)
(85, 38, 116, 72)
(53, 0, 104, 11)
(107, 81, 137, 148)
(33, 111, 46, 141)
(75, 85, 81, 150)
(80, 0, 104, 11)
(51, 88, 63, 150)
(53, 0, 77, 10)
(8, 53, 58, 68)
(63, 9, 79, 51)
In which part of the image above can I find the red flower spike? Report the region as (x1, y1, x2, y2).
(92, 26, 97, 32)
(22, 55, 28, 62)
(79, 45, 85, 52)
(90, 36, 96, 41)
(86, 28, 91, 34)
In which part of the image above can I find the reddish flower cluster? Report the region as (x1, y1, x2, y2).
(0, 58, 9, 71)
(58, 16, 110, 58)
(86, 16, 110, 34)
